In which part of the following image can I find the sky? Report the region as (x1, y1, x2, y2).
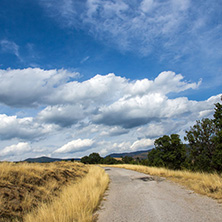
(0, 0, 221, 161)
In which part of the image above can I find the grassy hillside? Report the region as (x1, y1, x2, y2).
(0, 161, 109, 222)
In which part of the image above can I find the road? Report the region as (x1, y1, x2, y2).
(97, 167, 222, 222)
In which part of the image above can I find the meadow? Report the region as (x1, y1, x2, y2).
(0, 161, 109, 222)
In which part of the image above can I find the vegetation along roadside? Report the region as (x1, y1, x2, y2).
(0, 161, 109, 222)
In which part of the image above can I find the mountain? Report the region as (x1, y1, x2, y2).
(23, 156, 80, 163)
(107, 149, 153, 159)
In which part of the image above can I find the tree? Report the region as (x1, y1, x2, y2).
(212, 97, 222, 171)
(147, 148, 164, 167)
(148, 134, 186, 169)
(80, 155, 90, 164)
(102, 156, 120, 164)
(122, 156, 134, 164)
(80, 153, 103, 164)
(184, 118, 216, 171)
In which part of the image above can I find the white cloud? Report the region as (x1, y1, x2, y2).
(0, 67, 221, 160)
(38, 104, 86, 127)
(0, 142, 31, 157)
(0, 68, 215, 133)
(99, 138, 154, 156)
(54, 139, 94, 153)
(100, 126, 129, 137)
(0, 69, 202, 109)
(0, 114, 53, 140)
(130, 138, 154, 151)
(153, 71, 202, 94)
(0, 68, 79, 107)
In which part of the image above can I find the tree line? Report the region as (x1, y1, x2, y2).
(81, 153, 138, 165)
(81, 98, 222, 172)
(147, 97, 222, 172)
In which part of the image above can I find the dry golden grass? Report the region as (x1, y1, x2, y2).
(106, 164, 222, 202)
(0, 161, 88, 222)
(113, 158, 122, 161)
(24, 165, 109, 222)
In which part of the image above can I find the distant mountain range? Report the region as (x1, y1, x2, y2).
(23, 149, 152, 163)
(107, 149, 152, 159)
(24, 156, 80, 163)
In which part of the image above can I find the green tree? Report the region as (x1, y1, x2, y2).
(148, 134, 186, 169)
(184, 118, 216, 171)
(80, 153, 103, 164)
(80, 155, 90, 164)
(102, 156, 120, 164)
(88, 152, 103, 164)
(147, 148, 164, 167)
(212, 97, 222, 171)
(122, 156, 134, 164)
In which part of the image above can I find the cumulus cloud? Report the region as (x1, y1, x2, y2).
(0, 69, 201, 109)
(38, 105, 86, 127)
(54, 139, 94, 153)
(0, 68, 79, 107)
(0, 142, 31, 157)
(0, 114, 53, 140)
(0, 68, 215, 132)
(0, 67, 221, 160)
(94, 94, 186, 128)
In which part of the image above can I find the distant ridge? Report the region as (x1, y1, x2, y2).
(107, 149, 152, 159)
(23, 156, 80, 163)
(23, 149, 152, 163)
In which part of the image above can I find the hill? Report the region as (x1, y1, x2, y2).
(107, 149, 152, 159)
(24, 156, 80, 163)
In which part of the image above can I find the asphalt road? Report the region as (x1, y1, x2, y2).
(97, 167, 222, 222)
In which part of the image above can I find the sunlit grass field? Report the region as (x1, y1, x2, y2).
(105, 164, 222, 202)
(0, 161, 109, 222)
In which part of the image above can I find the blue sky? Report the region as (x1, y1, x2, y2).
(0, 0, 221, 161)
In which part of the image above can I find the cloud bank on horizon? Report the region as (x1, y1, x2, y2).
(0, 0, 221, 160)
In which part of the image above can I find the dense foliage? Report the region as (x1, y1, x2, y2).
(148, 134, 186, 170)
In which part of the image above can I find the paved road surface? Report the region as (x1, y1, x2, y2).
(97, 167, 222, 222)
